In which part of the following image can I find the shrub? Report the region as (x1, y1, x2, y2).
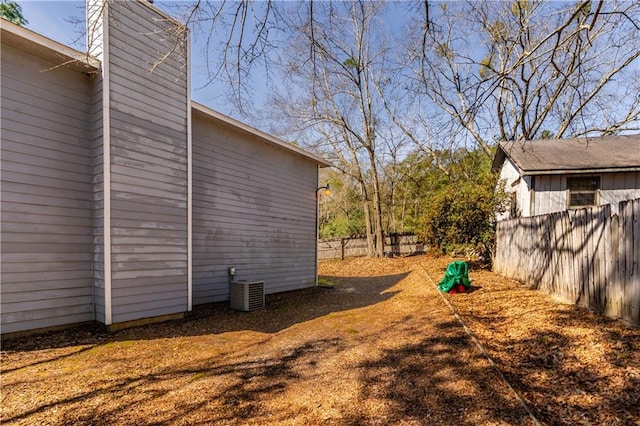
(421, 156, 508, 262)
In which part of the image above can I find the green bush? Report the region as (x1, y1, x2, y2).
(420, 151, 508, 261)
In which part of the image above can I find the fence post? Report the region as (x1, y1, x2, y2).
(341, 238, 345, 260)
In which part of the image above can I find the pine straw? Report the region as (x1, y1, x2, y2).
(1, 255, 638, 425)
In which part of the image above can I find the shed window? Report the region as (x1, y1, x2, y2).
(567, 176, 600, 207)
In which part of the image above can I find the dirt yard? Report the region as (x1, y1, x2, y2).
(1, 255, 639, 425)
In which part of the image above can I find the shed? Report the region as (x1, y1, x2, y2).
(0, 0, 330, 335)
(492, 135, 640, 220)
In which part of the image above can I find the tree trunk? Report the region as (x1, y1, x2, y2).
(369, 157, 385, 258)
(359, 184, 375, 257)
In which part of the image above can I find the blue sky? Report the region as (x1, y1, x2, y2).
(20, 1, 84, 47)
(18, 0, 260, 119)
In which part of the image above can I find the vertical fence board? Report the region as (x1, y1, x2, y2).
(563, 212, 576, 302)
(588, 209, 595, 307)
(576, 211, 584, 304)
(604, 213, 619, 317)
(621, 201, 633, 322)
(598, 205, 610, 311)
(542, 214, 553, 292)
(528, 217, 537, 286)
(632, 200, 640, 324)
(553, 213, 563, 298)
(550, 213, 560, 295)
(559, 212, 571, 302)
(618, 201, 628, 321)
(584, 208, 592, 307)
(587, 208, 596, 308)
(494, 198, 639, 326)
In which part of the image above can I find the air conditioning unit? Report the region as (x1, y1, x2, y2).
(229, 280, 265, 311)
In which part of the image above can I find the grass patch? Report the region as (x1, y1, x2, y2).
(317, 277, 335, 288)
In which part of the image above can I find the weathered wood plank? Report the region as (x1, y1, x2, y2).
(631, 200, 640, 324)
(494, 199, 639, 325)
(620, 200, 632, 322)
(604, 213, 620, 318)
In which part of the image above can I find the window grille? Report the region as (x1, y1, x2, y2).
(567, 176, 600, 207)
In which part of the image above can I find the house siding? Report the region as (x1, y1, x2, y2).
(192, 114, 318, 304)
(1, 1, 327, 334)
(532, 172, 640, 216)
(0, 43, 95, 333)
(533, 175, 565, 216)
(91, 74, 105, 323)
(497, 158, 532, 220)
(500, 169, 640, 219)
(600, 172, 640, 214)
(104, 1, 189, 323)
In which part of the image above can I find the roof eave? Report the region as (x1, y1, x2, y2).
(191, 102, 332, 168)
(0, 19, 100, 72)
(522, 166, 640, 176)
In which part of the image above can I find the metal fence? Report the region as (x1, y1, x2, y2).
(494, 198, 640, 325)
(318, 233, 425, 260)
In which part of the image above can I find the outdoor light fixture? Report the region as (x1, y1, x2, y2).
(317, 184, 332, 197)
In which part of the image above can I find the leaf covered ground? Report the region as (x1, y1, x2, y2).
(1, 255, 639, 425)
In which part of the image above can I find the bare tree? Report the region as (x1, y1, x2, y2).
(80, 0, 640, 246)
(268, 0, 394, 257)
(85, 1, 639, 145)
(407, 0, 640, 154)
(158, 0, 283, 113)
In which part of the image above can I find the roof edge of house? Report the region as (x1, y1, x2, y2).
(138, 0, 185, 29)
(492, 135, 640, 174)
(191, 101, 332, 168)
(521, 166, 640, 176)
(491, 145, 508, 173)
(0, 19, 100, 72)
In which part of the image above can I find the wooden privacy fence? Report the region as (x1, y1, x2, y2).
(318, 234, 425, 260)
(494, 198, 640, 325)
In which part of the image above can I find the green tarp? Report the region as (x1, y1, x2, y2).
(437, 261, 470, 293)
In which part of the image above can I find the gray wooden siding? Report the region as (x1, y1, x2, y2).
(533, 172, 640, 216)
(600, 172, 640, 214)
(91, 74, 105, 324)
(105, 1, 189, 323)
(1, 43, 95, 334)
(192, 114, 318, 304)
(498, 158, 533, 220)
(533, 175, 565, 216)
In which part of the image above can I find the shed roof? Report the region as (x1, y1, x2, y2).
(491, 134, 640, 176)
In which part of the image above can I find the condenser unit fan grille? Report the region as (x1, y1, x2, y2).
(230, 280, 265, 311)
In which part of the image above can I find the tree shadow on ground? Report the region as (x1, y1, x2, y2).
(7, 255, 637, 425)
(3, 336, 347, 425)
(519, 308, 640, 425)
(447, 282, 640, 425)
(341, 319, 535, 425)
(1, 271, 410, 355)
